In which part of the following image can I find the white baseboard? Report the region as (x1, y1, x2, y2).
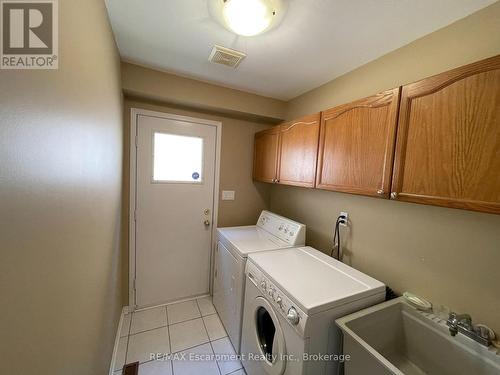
(109, 306, 129, 375)
(132, 293, 210, 312)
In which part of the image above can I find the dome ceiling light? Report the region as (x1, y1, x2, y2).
(209, 0, 287, 37)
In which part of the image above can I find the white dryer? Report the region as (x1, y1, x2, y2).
(213, 211, 305, 353)
(240, 246, 385, 375)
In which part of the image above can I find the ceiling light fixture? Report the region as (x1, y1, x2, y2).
(209, 0, 287, 37)
(223, 0, 274, 36)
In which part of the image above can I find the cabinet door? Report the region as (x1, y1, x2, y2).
(316, 88, 400, 197)
(392, 55, 500, 214)
(253, 126, 280, 183)
(278, 113, 320, 187)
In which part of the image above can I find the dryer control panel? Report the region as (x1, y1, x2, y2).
(246, 260, 307, 337)
(256, 210, 306, 246)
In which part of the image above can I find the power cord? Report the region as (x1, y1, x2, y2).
(331, 214, 347, 260)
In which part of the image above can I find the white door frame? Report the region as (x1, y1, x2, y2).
(129, 108, 222, 311)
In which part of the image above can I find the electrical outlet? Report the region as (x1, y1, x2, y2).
(339, 211, 349, 227)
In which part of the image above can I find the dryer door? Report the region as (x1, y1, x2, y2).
(249, 296, 286, 375)
(212, 241, 244, 351)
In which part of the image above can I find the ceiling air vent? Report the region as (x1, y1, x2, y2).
(208, 45, 246, 68)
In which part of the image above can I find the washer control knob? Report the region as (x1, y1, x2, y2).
(260, 281, 267, 291)
(276, 296, 282, 305)
(287, 307, 300, 325)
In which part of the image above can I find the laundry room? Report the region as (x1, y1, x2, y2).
(1, 1, 499, 375)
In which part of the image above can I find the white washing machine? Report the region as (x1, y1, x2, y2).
(240, 246, 385, 375)
(213, 211, 306, 353)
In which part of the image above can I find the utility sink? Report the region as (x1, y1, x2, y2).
(336, 297, 500, 375)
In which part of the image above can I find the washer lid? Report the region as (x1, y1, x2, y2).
(248, 246, 386, 315)
(217, 226, 289, 257)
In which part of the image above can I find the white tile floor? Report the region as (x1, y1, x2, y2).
(114, 296, 245, 375)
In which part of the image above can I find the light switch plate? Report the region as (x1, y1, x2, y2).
(222, 190, 235, 200)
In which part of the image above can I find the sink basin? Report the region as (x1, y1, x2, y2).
(336, 297, 500, 375)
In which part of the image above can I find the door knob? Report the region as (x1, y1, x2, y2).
(204, 208, 210, 215)
(204, 219, 211, 226)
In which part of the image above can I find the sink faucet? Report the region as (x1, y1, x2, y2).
(446, 312, 491, 347)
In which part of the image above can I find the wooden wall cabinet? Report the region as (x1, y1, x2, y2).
(316, 88, 400, 198)
(391, 55, 500, 214)
(253, 55, 499, 214)
(278, 114, 320, 187)
(253, 126, 280, 183)
(253, 113, 320, 187)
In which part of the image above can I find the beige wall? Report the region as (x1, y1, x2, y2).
(122, 62, 287, 122)
(122, 98, 272, 304)
(287, 1, 500, 119)
(271, 2, 500, 334)
(0, 1, 123, 375)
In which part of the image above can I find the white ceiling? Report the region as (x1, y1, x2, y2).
(105, 0, 495, 100)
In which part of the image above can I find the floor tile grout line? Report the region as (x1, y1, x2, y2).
(170, 315, 202, 327)
(213, 340, 244, 375)
(128, 305, 168, 336)
(170, 302, 210, 354)
(126, 312, 132, 336)
(167, 312, 216, 328)
(208, 340, 223, 375)
(167, 299, 207, 326)
(197, 296, 217, 317)
(126, 322, 170, 369)
(168, 328, 228, 355)
(165, 305, 174, 374)
(204, 313, 229, 342)
(129, 324, 168, 337)
(171, 338, 211, 355)
(197, 300, 223, 375)
(166, 307, 174, 375)
(201, 311, 218, 318)
(119, 315, 132, 338)
(226, 367, 244, 375)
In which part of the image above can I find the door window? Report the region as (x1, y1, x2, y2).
(152, 132, 204, 183)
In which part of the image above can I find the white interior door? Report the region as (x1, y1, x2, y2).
(133, 112, 218, 308)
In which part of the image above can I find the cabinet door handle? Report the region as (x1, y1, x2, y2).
(377, 189, 384, 195)
(390, 192, 398, 199)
